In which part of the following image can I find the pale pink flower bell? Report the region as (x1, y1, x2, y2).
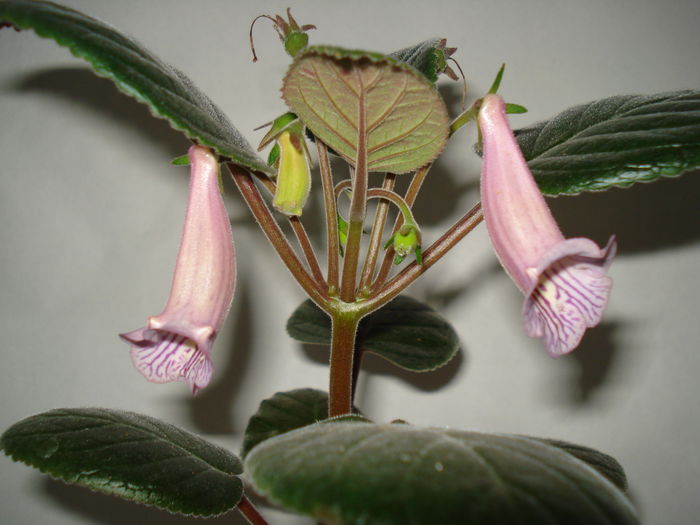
(478, 94, 616, 356)
(121, 145, 236, 393)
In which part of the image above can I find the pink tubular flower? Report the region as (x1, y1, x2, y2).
(120, 145, 236, 393)
(478, 94, 616, 356)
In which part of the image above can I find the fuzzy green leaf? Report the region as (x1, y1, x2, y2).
(389, 38, 451, 83)
(1, 408, 243, 516)
(241, 389, 368, 459)
(240, 388, 331, 459)
(514, 90, 700, 195)
(531, 438, 628, 491)
(245, 422, 638, 525)
(0, 0, 272, 175)
(282, 45, 449, 173)
(287, 295, 459, 372)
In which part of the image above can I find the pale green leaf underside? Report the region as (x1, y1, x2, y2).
(245, 422, 638, 525)
(1, 408, 243, 517)
(516, 90, 700, 195)
(0, 0, 273, 175)
(282, 46, 449, 173)
(286, 295, 459, 372)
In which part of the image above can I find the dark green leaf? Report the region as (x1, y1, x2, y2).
(0, 0, 272, 175)
(287, 295, 459, 372)
(282, 45, 449, 173)
(245, 422, 638, 525)
(514, 90, 700, 195)
(241, 388, 330, 459)
(531, 438, 627, 491)
(241, 389, 368, 459)
(1, 408, 243, 516)
(389, 38, 451, 83)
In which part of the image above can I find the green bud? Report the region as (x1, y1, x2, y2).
(284, 31, 309, 57)
(388, 224, 422, 265)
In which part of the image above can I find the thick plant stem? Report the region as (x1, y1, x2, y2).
(366, 202, 483, 312)
(359, 173, 396, 293)
(228, 164, 329, 308)
(238, 495, 269, 525)
(329, 311, 362, 416)
(340, 87, 369, 302)
(317, 140, 340, 294)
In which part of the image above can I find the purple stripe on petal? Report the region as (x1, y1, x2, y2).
(523, 259, 613, 356)
(124, 329, 213, 393)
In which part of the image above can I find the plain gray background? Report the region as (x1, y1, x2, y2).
(1, 1, 699, 524)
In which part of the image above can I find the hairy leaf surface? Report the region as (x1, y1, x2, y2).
(1, 408, 243, 516)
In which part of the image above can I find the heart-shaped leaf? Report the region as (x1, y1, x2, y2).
(1, 408, 243, 516)
(245, 422, 638, 525)
(514, 90, 700, 195)
(287, 295, 459, 372)
(282, 45, 450, 173)
(0, 0, 272, 175)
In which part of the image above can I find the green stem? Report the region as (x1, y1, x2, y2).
(227, 164, 329, 308)
(329, 310, 362, 416)
(365, 202, 483, 312)
(372, 164, 430, 290)
(237, 495, 269, 525)
(367, 188, 418, 225)
(358, 173, 396, 293)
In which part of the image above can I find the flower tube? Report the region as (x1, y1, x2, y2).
(478, 94, 616, 356)
(120, 145, 236, 393)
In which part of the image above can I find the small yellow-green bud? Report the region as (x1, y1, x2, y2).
(273, 131, 311, 216)
(390, 224, 422, 265)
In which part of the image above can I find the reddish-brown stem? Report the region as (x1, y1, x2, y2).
(372, 164, 431, 290)
(329, 312, 361, 416)
(289, 216, 326, 285)
(251, 171, 325, 286)
(358, 173, 396, 293)
(227, 164, 329, 308)
(317, 139, 340, 293)
(237, 495, 269, 525)
(364, 202, 483, 312)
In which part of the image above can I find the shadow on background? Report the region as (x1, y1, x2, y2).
(42, 477, 247, 525)
(11, 67, 190, 157)
(186, 285, 253, 435)
(550, 170, 700, 255)
(301, 342, 464, 393)
(562, 322, 624, 405)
